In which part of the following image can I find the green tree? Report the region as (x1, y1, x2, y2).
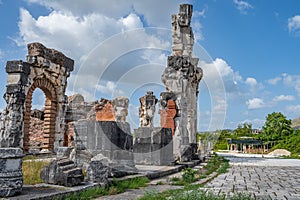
(261, 112, 293, 142)
(233, 122, 252, 136)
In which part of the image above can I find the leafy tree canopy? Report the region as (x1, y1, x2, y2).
(261, 112, 293, 141)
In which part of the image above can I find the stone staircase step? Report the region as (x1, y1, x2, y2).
(57, 158, 73, 166)
(60, 163, 76, 171)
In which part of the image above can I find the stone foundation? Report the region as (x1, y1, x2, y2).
(73, 121, 136, 174)
(133, 127, 173, 165)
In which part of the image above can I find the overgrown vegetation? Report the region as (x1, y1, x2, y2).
(169, 154, 229, 186)
(205, 112, 300, 157)
(22, 160, 50, 184)
(272, 129, 300, 157)
(64, 176, 149, 200)
(139, 185, 253, 200)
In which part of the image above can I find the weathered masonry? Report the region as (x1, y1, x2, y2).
(0, 43, 74, 152)
(161, 4, 203, 161)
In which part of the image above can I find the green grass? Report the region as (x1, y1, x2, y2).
(64, 177, 149, 200)
(139, 185, 253, 200)
(139, 154, 233, 199)
(217, 159, 230, 174)
(169, 154, 230, 186)
(22, 160, 50, 185)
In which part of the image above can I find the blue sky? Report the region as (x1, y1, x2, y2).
(0, 0, 299, 131)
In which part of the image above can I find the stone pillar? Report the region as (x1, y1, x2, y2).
(161, 4, 203, 161)
(0, 148, 24, 197)
(0, 61, 30, 148)
(139, 91, 158, 127)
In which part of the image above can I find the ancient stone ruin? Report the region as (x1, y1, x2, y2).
(161, 4, 203, 161)
(0, 4, 204, 197)
(0, 43, 74, 196)
(0, 42, 74, 152)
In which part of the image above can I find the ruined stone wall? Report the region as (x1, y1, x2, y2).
(161, 4, 203, 161)
(95, 98, 115, 121)
(64, 96, 129, 146)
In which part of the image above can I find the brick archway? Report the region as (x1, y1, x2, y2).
(24, 79, 57, 152)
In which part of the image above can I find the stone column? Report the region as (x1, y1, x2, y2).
(161, 4, 203, 161)
(0, 61, 28, 197)
(139, 91, 158, 127)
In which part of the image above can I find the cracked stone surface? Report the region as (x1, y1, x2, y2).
(203, 154, 300, 200)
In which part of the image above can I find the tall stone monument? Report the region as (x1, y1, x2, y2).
(162, 4, 203, 161)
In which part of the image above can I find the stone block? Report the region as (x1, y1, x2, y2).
(0, 148, 24, 197)
(6, 61, 30, 75)
(133, 127, 173, 165)
(56, 146, 74, 158)
(40, 158, 83, 187)
(74, 121, 133, 152)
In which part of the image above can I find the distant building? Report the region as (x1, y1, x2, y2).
(251, 129, 262, 134)
(228, 137, 264, 153)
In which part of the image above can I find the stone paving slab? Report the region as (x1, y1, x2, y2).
(202, 154, 300, 200)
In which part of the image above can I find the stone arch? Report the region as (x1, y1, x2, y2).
(24, 78, 57, 152)
(1, 42, 74, 153)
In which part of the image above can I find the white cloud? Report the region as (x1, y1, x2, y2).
(17, 8, 144, 61)
(267, 76, 281, 85)
(288, 15, 300, 35)
(245, 77, 257, 86)
(286, 105, 300, 119)
(200, 58, 242, 94)
(95, 81, 124, 96)
(282, 73, 300, 96)
(27, 0, 191, 28)
(213, 98, 227, 114)
(233, 0, 253, 14)
(246, 98, 266, 109)
(273, 95, 295, 102)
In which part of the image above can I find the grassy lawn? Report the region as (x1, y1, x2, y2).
(22, 159, 50, 185)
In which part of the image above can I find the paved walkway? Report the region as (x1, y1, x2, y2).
(204, 153, 300, 200)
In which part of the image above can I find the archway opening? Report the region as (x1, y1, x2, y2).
(24, 79, 57, 153)
(28, 88, 45, 152)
